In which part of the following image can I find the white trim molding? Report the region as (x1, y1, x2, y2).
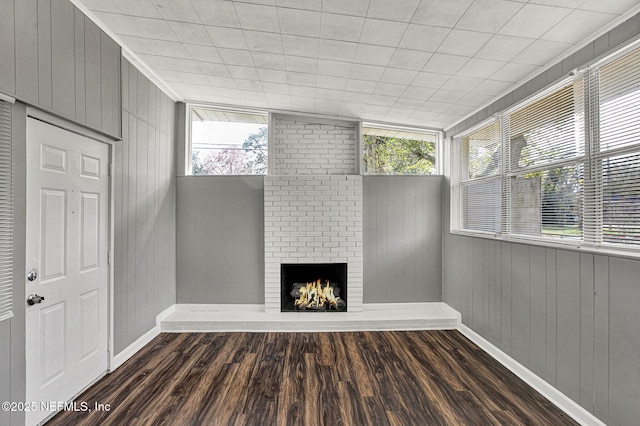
(110, 304, 176, 371)
(458, 324, 606, 426)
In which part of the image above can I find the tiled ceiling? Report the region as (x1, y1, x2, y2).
(77, 0, 640, 130)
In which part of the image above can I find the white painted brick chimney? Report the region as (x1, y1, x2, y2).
(264, 114, 364, 312)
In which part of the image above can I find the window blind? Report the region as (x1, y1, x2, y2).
(596, 47, 640, 246)
(0, 100, 12, 321)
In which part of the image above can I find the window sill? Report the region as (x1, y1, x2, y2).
(448, 229, 640, 261)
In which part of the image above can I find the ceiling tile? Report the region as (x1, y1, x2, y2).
(112, 0, 162, 19)
(388, 49, 432, 70)
(282, 35, 320, 58)
(472, 79, 513, 96)
(285, 56, 318, 74)
(235, 3, 280, 32)
(316, 88, 344, 100)
(541, 10, 617, 44)
(262, 81, 290, 94)
(243, 30, 283, 54)
(393, 97, 424, 110)
(319, 40, 358, 62)
(530, 0, 584, 7)
(235, 80, 263, 91)
(167, 22, 212, 45)
(346, 79, 378, 93)
(412, 71, 451, 89)
(403, 86, 437, 100)
(139, 54, 201, 73)
(441, 75, 483, 91)
(120, 35, 191, 58)
(276, 0, 322, 11)
(430, 89, 465, 103)
(399, 24, 450, 51)
(374, 82, 407, 96)
(359, 19, 408, 47)
(474, 35, 534, 62)
(317, 75, 348, 90)
(423, 53, 469, 74)
(455, 0, 523, 33)
(511, 39, 573, 66)
(191, 0, 241, 27)
(94, 12, 177, 41)
(499, 4, 572, 39)
(342, 92, 371, 103)
(380, 68, 419, 85)
(278, 8, 321, 37)
(458, 91, 494, 106)
(227, 65, 260, 80)
(287, 71, 317, 87)
(154, 0, 201, 23)
(218, 48, 255, 66)
(257, 68, 288, 83)
(353, 44, 395, 66)
(184, 44, 223, 63)
(206, 26, 248, 49)
(320, 13, 365, 42)
(318, 60, 353, 77)
(251, 52, 286, 70)
(322, 0, 370, 17)
(364, 104, 391, 115)
(437, 29, 492, 57)
(418, 100, 450, 113)
(411, 0, 473, 27)
(196, 62, 231, 77)
(490, 62, 539, 83)
(579, 0, 640, 14)
(457, 58, 505, 79)
(369, 94, 399, 106)
(366, 0, 421, 22)
(445, 102, 476, 115)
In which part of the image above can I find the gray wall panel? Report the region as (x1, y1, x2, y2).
(51, 0, 76, 119)
(579, 253, 595, 412)
(176, 176, 265, 304)
(544, 248, 557, 386)
(609, 257, 640, 426)
(84, 19, 102, 131)
(14, 0, 39, 105)
(363, 176, 442, 303)
(529, 246, 546, 379)
(37, 0, 52, 109)
(101, 33, 121, 137)
(113, 58, 176, 354)
(74, 8, 86, 124)
(0, 0, 16, 95)
(0, 319, 9, 426)
(593, 255, 609, 423)
(511, 243, 530, 368)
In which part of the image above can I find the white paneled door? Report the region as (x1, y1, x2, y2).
(25, 118, 109, 426)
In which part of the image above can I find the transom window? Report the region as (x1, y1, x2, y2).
(189, 106, 268, 175)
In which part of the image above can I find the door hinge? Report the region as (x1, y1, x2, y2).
(107, 251, 113, 265)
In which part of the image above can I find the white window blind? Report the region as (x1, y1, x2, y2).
(507, 82, 585, 240)
(0, 100, 12, 322)
(454, 121, 502, 233)
(596, 47, 640, 245)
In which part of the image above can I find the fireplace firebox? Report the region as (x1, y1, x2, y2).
(281, 263, 347, 312)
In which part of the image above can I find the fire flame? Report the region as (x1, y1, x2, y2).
(294, 279, 341, 310)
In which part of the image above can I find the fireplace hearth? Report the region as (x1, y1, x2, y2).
(281, 263, 347, 312)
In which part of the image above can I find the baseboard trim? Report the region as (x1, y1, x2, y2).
(110, 304, 176, 371)
(458, 324, 606, 426)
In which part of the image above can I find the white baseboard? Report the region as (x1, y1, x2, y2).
(110, 304, 176, 371)
(458, 324, 606, 426)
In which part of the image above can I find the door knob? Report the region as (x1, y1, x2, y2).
(27, 294, 45, 305)
(27, 269, 38, 281)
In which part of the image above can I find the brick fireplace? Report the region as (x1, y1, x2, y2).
(264, 114, 364, 312)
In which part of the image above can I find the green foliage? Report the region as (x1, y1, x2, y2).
(363, 135, 435, 175)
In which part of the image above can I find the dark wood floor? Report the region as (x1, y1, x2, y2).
(48, 331, 576, 426)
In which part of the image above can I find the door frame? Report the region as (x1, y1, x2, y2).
(26, 107, 118, 378)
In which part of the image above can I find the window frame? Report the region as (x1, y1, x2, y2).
(185, 103, 269, 176)
(450, 41, 640, 258)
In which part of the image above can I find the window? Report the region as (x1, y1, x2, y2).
(362, 125, 438, 175)
(452, 43, 640, 251)
(0, 100, 12, 321)
(189, 106, 267, 175)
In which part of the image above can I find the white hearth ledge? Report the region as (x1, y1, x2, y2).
(161, 302, 460, 332)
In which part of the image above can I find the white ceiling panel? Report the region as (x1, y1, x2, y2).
(79, 0, 640, 130)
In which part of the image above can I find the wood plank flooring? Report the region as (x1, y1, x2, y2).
(48, 331, 577, 425)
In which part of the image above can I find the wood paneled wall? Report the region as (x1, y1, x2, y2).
(0, 0, 121, 138)
(443, 203, 640, 425)
(113, 59, 176, 354)
(363, 176, 443, 303)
